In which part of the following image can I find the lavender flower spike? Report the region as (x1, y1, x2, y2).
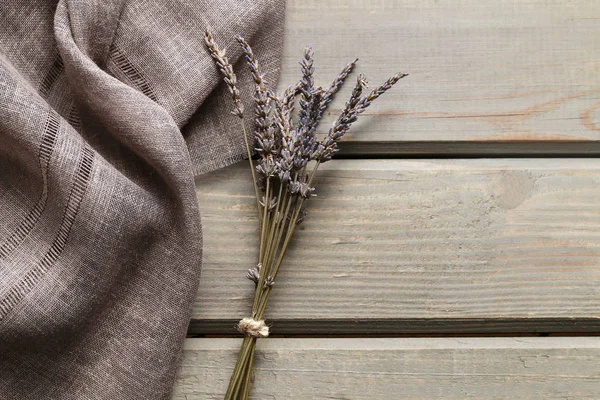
(235, 35, 267, 88)
(318, 74, 368, 162)
(299, 46, 315, 91)
(321, 58, 359, 110)
(297, 46, 316, 132)
(203, 30, 244, 118)
(355, 73, 409, 114)
(235, 35, 275, 160)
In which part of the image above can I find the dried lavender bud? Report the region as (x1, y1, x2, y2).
(318, 74, 368, 161)
(256, 176, 266, 192)
(204, 30, 244, 118)
(255, 158, 277, 179)
(310, 142, 325, 161)
(296, 207, 307, 225)
(246, 267, 260, 284)
(235, 35, 275, 158)
(346, 74, 369, 111)
(276, 149, 293, 182)
(277, 169, 291, 183)
(288, 180, 301, 196)
(260, 195, 278, 211)
(255, 126, 277, 157)
(299, 46, 315, 93)
(280, 124, 307, 173)
(334, 74, 367, 129)
(263, 276, 274, 289)
(273, 95, 291, 133)
(292, 150, 308, 170)
(355, 73, 408, 114)
(297, 46, 319, 159)
(235, 35, 266, 87)
(282, 82, 302, 117)
(300, 183, 315, 199)
(277, 163, 292, 183)
(288, 180, 314, 199)
(246, 263, 262, 284)
(298, 88, 324, 163)
(253, 88, 272, 154)
(273, 97, 296, 182)
(319, 58, 358, 117)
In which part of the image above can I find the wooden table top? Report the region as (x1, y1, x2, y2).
(175, 1, 600, 398)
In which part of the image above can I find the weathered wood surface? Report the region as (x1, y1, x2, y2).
(192, 160, 600, 335)
(277, 0, 600, 155)
(174, 337, 600, 399)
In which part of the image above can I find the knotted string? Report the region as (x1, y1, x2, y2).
(237, 317, 269, 338)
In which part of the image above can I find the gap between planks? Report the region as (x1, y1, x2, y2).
(188, 318, 600, 337)
(335, 141, 600, 158)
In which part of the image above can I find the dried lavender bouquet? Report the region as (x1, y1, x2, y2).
(205, 31, 406, 400)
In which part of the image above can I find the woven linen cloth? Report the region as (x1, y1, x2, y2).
(0, 1, 285, 398)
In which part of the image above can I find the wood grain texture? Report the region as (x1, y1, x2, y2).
(174, 337, 600, 399)
(276, 0, 600, 153)
(192, 160, 600, 334)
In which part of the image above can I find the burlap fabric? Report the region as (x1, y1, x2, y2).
(0, 1, 285, 398)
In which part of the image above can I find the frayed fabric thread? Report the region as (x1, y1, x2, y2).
(237, 317, 269, 338)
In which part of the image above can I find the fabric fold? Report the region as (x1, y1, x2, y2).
(0, 1, 285, 398)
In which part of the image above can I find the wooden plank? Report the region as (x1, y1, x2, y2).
(192, 160, 600, 335)
(174, 337, 600, 399)
(276, 0, 600, 154)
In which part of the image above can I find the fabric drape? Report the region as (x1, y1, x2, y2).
(0, 1, 285, 398)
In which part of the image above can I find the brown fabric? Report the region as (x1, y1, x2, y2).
(0, 1, 285, 398)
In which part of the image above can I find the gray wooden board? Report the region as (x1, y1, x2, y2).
(275, 0, 600, 155)
(192, 160, 600, 335)
(174, 337, 600, 399)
